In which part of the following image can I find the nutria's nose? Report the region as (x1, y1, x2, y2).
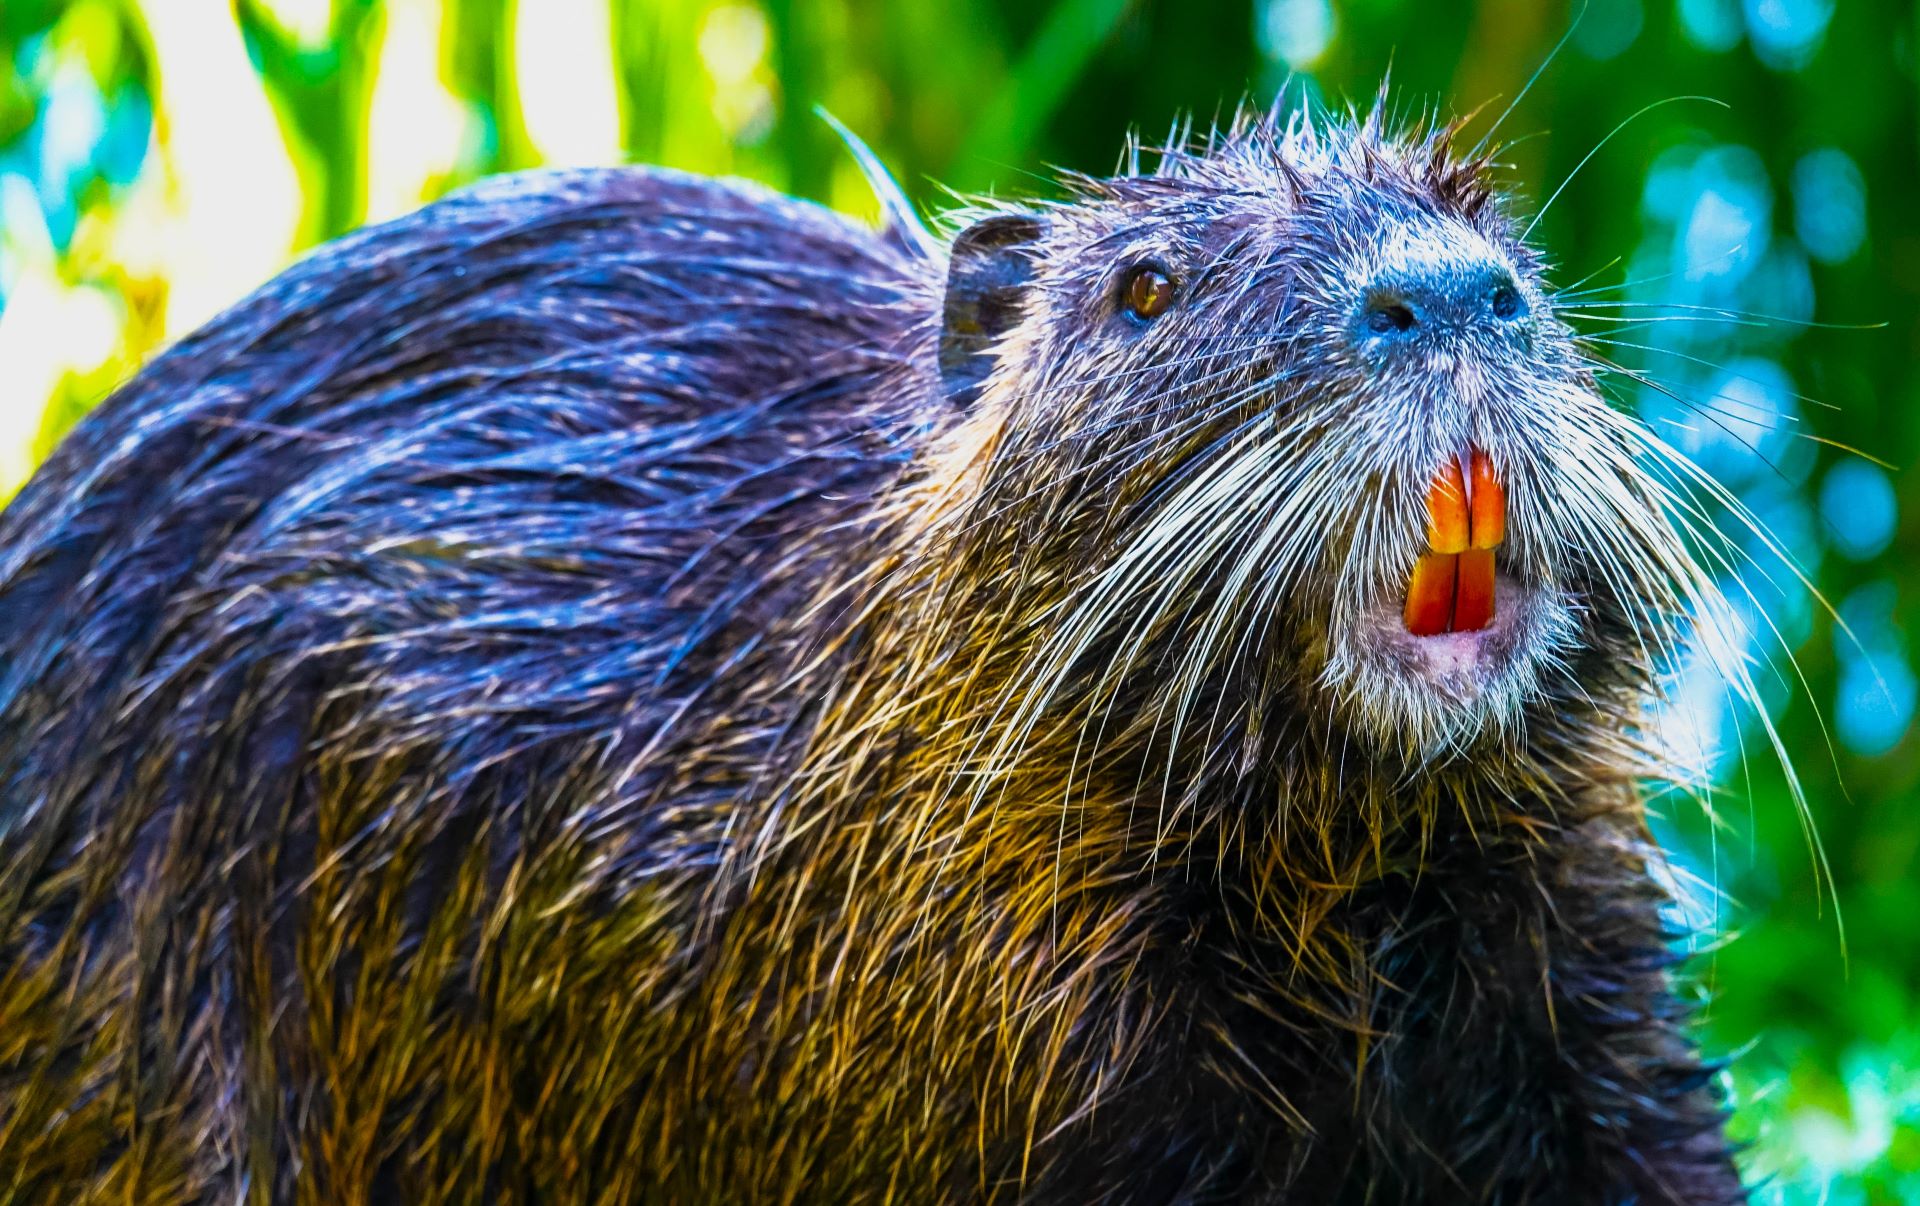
(1358, 261, 1528, 345)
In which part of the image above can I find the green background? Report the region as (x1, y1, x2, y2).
(1, 0, 1915, 1198)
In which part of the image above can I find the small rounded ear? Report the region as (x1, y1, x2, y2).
(939, 213, 1046, 406)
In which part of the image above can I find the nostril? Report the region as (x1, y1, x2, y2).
(1364, 296, 1418, 335)
(1490, 282, 1524, 321)
(1358, 264, 1524, 347)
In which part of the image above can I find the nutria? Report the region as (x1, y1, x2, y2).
(0, 107, 1750, 1204)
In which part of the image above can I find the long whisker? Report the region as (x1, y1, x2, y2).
(1579, 340, 1885, 447)
(1581, 353, 1802, 486)
(1525, 96, 1729, 240)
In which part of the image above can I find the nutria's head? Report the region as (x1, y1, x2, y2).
(922, 109, 1721, 771)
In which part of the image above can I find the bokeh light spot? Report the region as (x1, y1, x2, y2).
(1573, 0, 1645, 60)
(1742, 0, 1835, 71)
(1819, 460, 1897, 561)
(698, 5, 775, 143)
(516, 0, 623, 168)
(1791, 148, 1867, 264)
(1678, 0, 1746, 52)
(1678, 146, 1771, 284)
(1257, 0, 1337, 70)
(1645, 356, 1799, 484)
(256, 0, 333, 48)
(1833, 582, 1916, 758)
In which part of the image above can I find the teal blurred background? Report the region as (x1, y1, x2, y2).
(1, 0, 1915, 1198)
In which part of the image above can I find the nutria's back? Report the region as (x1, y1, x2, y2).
(0, 117, 1749, 1205)
(0, 166, 938, 1202)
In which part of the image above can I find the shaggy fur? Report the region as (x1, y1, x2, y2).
(0, 111, 1745, 1204)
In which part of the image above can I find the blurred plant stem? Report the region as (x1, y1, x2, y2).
(235, 0, 381, 244)
(611, 0, 693, 170)
(761, 0, 827, 198)
(956, 0, 1133, 184)
(1451, 0, 1559, 186)
(445, 0, 535, 177)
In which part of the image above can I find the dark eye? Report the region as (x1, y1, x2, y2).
(1124, 265, 1175, 321)
(1491, 282, 1522, 320)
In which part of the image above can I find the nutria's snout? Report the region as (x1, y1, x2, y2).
(1351, 241, 1530, 644)
(1298, 215, 1596, 750)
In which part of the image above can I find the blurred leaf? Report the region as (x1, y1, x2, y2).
(0, 62, 33, 148)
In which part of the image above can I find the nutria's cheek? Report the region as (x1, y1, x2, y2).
(899, 405, 1007, 540)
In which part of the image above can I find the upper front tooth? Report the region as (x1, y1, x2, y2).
(1425, 458, 1470, 554)
(1469, 447, 1504, 549)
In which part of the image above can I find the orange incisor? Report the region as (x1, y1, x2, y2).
(1403, 448, 1505, 636)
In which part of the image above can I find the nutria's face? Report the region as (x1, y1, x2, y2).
(937, 116, 1702, 761)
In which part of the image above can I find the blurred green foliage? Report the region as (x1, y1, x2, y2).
(1, 0, 1917, 1199)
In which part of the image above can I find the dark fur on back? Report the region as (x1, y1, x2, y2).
(0, 120, 1745, 1204)
(0, 167, 933, 1202)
